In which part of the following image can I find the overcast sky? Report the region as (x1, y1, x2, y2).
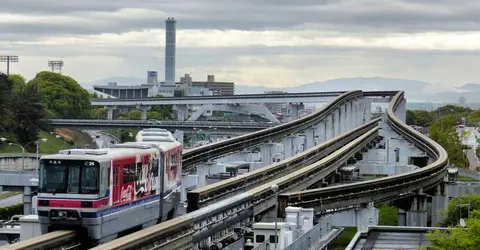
(1, 0, 480, 89)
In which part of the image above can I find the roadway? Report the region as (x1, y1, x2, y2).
(83, 130, 118, 149)
(459, 126, 480, 171)
(0, 192, 22, 207)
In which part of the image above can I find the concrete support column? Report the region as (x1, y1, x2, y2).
(357, 100, 363, 126)
(325, 114, 334, 140)
(283, 137, 294, 159)
(432, 184, 448, 226)
(395, 98, 407, 123)
(347, 101, 353, 131)
(397, 208, 407, 226)
(196, 162, 215, 188)
(174, 104, 188, 121)
(288, 103, 304, 121)
(406, 195, 428, 227)
(355, 202, 379, 232)
(23, 186, 32, 215)
(364, 99, 372, 123)
(104, 105, 117, 120)
(305, 128, 316, 149)
(261, 143, 276, 167)
(333, 109, 341, 137)
(136, 105, 152, 120)
(315, 121, 326, 145)
(342, 104, 349, 133)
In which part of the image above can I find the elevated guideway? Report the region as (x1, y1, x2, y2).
(6, 90, 405, 250)
(187, 118, 381, 211)
(90, 91, 395, 106)
(43, 119, 272, 132)
(181, 90, 369, 170)
(277, 91, 448, 216)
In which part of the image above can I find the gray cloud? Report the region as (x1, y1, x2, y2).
(2, 0, 480, 39)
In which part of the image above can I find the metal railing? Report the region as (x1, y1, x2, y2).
(283, 215, 333, 250)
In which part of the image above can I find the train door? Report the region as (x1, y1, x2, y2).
(112, 159, 121, 205)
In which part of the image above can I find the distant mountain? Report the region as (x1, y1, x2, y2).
(237, 77, 459, 102)
(82, 76, 478, 103)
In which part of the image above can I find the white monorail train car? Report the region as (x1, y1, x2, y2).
(37, 129, 182, 245)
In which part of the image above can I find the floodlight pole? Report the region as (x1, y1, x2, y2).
(0, 55, 19, 75)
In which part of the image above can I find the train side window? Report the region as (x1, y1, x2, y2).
(123, 164, 129, 184)
(136, 162, 142, 181)
(255, 235, 265, 243)
(152, 158, 159, 176)
(269, 235, 278, 244)
(129, 164, 135, 182)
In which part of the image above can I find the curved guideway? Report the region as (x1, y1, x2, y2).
(278, 91, 448, 214)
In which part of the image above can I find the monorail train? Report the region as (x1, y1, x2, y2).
(37, 129, 182, 245)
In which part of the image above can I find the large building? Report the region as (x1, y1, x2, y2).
(93, 17, 235, 99)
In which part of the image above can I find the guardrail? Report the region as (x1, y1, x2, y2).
(187, 117, 381, 211)
(277, 91, 449, 213)
(45, 119, 274, 128)
(4, 230, 82, 250)
(89, 90, 398, 103)
(91, 91, 348, 102)
(182, 91, 364, 170)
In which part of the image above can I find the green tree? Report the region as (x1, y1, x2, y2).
(429, 115, 467, 167)
(406, 110, 416, 125)
(29, 71, 91, 118)
(151, 105, 173, 120)
(91, 108, 107, 119)
(425, 210, 480, 250)
(433, 105, 471, 121)
(441, 194, 480, 227)
(9, 83, 44, 150)
(466, 109, 480, 127)
(126, 110, 142, 120)
(8, 74, 27, 93)
(0, 73, 13, 133)
(147, 111, 162, 120)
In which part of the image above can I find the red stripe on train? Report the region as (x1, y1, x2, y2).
(38, 198, 109, 208)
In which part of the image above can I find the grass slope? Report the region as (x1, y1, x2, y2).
(0, 130, 72, 154)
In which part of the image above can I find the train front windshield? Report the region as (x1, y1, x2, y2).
(39, 159, 100, 194)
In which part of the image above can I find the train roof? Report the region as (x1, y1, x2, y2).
(135, 129, 181, 151)
(40, 146, 159, 162)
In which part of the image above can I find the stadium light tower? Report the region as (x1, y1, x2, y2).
(48, 60, 64, 74)
(0, 55, 19, 75)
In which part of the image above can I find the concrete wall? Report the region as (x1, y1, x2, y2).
(357, 119, 425, 176)
(0, 154, 42, 171)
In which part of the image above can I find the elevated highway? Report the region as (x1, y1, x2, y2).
(90, 91, 395, 106)
(43, 119, 273, 132)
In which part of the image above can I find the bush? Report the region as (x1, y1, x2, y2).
(0, 203, 23, 220)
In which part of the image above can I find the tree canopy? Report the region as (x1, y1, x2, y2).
(441, 194, 480, 227)
(425, 210, 480, 250)
(30, 71, 92, 118)
(429, 115, 467, 167)
(0, 73, 44, 150)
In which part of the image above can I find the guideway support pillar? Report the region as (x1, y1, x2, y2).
(105, 105, 117, 120)
(288, 103, 304, 121)
(406, 194, 428, 227)
(136, 105, 152, 120)
(431, 183, 448, 226)
(174, 104, 188, 121)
